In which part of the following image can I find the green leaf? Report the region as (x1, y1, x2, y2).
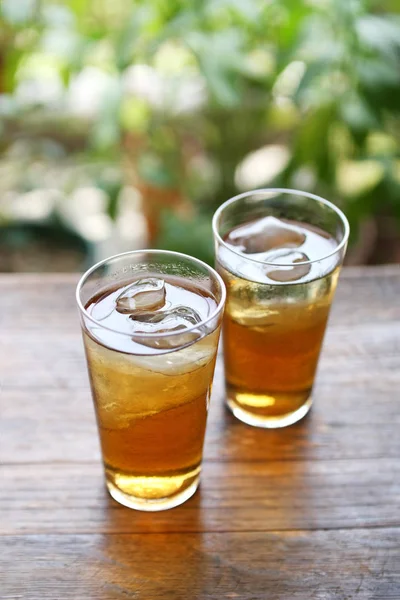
(137, 153, 178, 188)
(120, 97, 150, 133)
(356, 15, 400, 59)
(293, 103, 336, 164)
(185, 30, 245, 107)
(356, 58, 400, 112)
(1, 0, 36, 24)
(90, 78, 122, 151)
(4, 47, 24, 92)
(356, 57, 400, 91)
(115, 5, 155, 70)
(340, 93, 381, 133)
(336, 159, 385, 198)
(293, 59, 331, 104)
(68, 0, 90, 19)
(156, 210, 214, 265)
(205, 0, 261, 25)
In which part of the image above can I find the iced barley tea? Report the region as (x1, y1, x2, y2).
(78, 254, 224, 511)
(214, 194, 348, 428)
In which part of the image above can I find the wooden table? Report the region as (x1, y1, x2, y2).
(1, 267, 400, 599)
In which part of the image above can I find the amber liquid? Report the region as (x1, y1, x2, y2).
(218, 218, 340, 427)
(83, 277, 219, 508)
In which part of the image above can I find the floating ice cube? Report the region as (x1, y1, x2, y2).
(264, 250, 311, 282)
(129, 305, 203, 349)
(116, 278, 166, 314)
(226, 216, 306, 254)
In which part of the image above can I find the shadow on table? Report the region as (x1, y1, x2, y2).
(94, 485, 327, 599)
(204, 384, 324, 531)
(208, 380, 318, 462)
(96, 489, 245, 598)
(93, 366, 322, 597)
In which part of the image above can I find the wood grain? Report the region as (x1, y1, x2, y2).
(1, 529, 400, 600)
(2, 459, 400, 535)
(1, 267, 400, 599)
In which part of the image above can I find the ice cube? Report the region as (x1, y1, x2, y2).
(129, 305, 203, 349)
(226, 216, 306, 254)
(116, 278, 166, 314)
(264, 250, 311, 282)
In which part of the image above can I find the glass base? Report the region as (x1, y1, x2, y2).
(106, 473, 200, 511)
(226, 393, 313, 428)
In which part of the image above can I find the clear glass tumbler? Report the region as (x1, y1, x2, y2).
(212, 188, 349, 428)
(76, 250, 225, 510)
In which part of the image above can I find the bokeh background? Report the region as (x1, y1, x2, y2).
(1, 0, 399, 272)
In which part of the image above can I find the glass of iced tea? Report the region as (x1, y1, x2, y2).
(212, 189, 349, 428)
(76, 250, 225, 511)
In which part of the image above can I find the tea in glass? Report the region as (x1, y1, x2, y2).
(213, 189, 349, 428)
(77, 251, 225, 510)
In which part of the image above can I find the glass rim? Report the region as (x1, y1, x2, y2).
(76, 249, 226, 339)
(212, 188, 350, 267)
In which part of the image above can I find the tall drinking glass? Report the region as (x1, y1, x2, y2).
(76, 250, 225, 510)
(212, 189, 349, 428)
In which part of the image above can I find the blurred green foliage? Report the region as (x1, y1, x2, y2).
(1, 0, 400, 265)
